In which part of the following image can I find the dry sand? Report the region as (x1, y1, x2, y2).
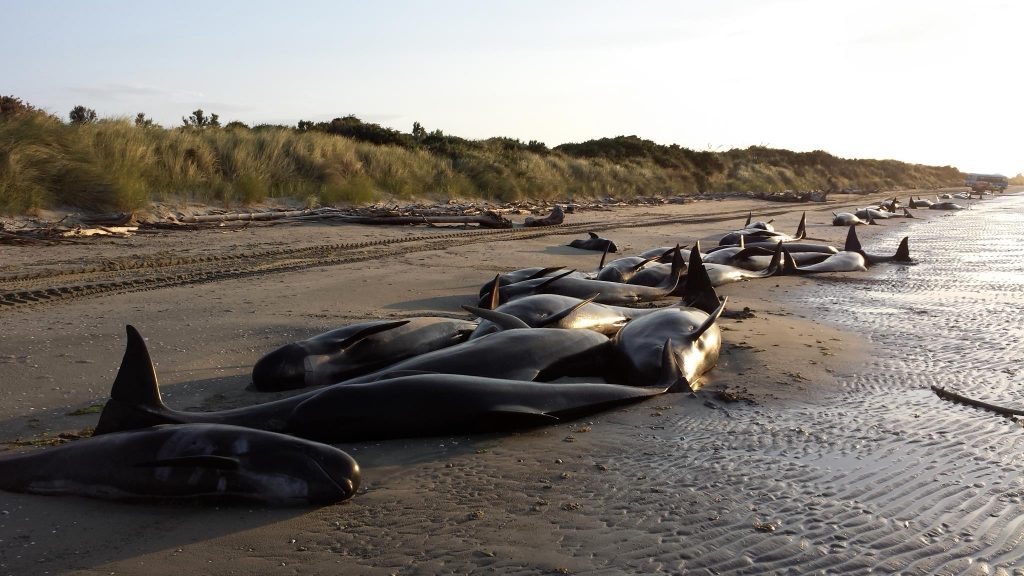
(0, 189, 1009, 575)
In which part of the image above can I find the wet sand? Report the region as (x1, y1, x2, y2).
(1, 189, 1022, 575)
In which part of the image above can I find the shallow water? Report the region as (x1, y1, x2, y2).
(565, 197, 1024, 574)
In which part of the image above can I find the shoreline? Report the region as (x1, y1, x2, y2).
(0, 188, 1009, 574)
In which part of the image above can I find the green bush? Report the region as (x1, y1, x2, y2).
(0, 104, 967, 215)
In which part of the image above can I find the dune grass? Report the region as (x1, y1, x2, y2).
(0, 112, 965, 215)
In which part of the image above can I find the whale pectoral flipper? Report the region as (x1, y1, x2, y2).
(461, 305, 532, 331)
(135, 455, 241, 470)
(365, 369, 442, 382)
(487, 406, 561, 425)
(538, 294, 601, 328)
(333, 320, 411, 351)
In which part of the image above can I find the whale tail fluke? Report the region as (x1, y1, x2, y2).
(94, 325, 177, 436)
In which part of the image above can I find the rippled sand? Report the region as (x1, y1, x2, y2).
(1, 191, 1022, 575)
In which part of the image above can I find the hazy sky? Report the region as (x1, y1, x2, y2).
(4, 0, 1021, 176)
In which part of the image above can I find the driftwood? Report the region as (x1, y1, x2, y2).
(172, 207, 511, 228)
(524, 205, 565, 227)
(312, 212, 512, 228)
(176, 209, 318, 223)
(61, 226, 138, 238)
(931, 385, 1024, 417)
(0, 230, 84, 245)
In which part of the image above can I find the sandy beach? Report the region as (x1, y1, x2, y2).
(2, 188, 1022, 575)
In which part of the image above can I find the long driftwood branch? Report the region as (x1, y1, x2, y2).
(930, 385, 1024, 417)
(174, 208, 512, 228)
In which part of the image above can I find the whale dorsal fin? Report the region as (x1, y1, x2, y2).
(794, 212, 807, 240)
(744, 211, 752, 227)
(844, 224, 863, 253)
(597, 242, 610, 271)
(587, 231, 599, 239)
(110, 325, 164, 409)
(781, 249, 799, 275)
(460, 305, 531, 330)
(657, 245, 686, 293)
(761, 241, 784, 276)
(487, 275, 502, 310)
(903, 207, 915, 219)
(894, 236, 911, 262)
(679, 245, 720, 315)
(93, 325, 173, 436)
(738, 235, 745, 249)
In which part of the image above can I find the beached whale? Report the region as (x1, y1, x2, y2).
(718, 213, 806, 246)
(0, 423, 360, 505)
(286, 372, 682, 442)
(832, 212, 875, 226)
(93, 328, 679, 442)
(842, 225, 913, 265)
(568, 232, 618, 253)
(929, 200, 965, 210)
(595, 254, 662, 283)
(611, 299, 726, 391)
(480, 248, 685, 307)
(695, 240, 783, 286)
(780, 235, 867, 274)
(252, 317, 476, 391)
(465, 295, 631, 338)
(337, 327, 611, 385)
(478, 266, 587, 299)
(854, 207, 915, 220)
(742, 212, 775, 231)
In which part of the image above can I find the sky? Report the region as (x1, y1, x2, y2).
(4, 0, 1021, 176)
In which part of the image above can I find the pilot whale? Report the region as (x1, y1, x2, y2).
(252, 317, 476, 391)
(568, 232, 618, 253)
(0, 423, 360, 505)
(611, 299, 726, 392)
(95, 326, 612, 436)
(92, 328, 679, 443)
